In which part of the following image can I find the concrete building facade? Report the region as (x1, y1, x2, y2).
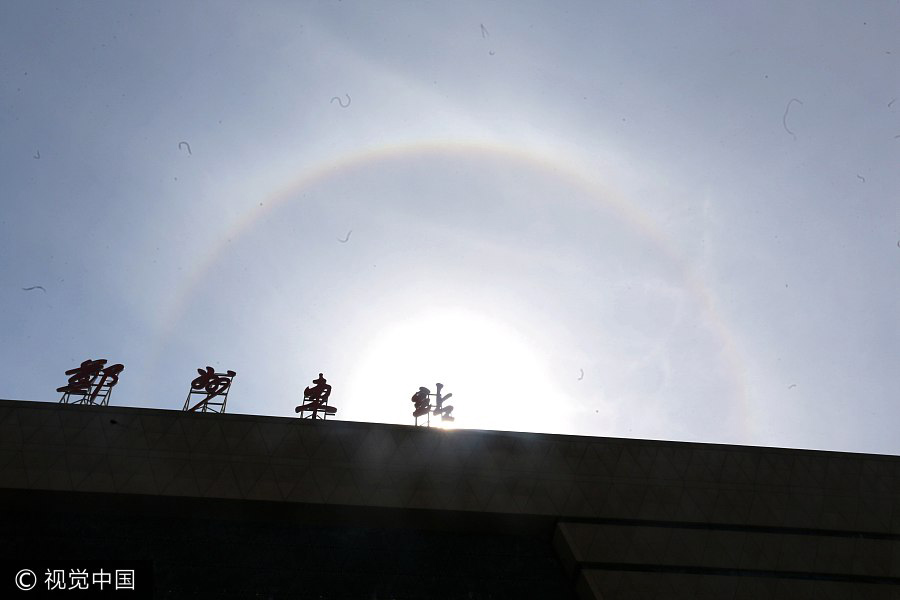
(0, 399, 898, 598)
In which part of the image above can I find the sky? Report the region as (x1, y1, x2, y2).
(1, 1, 898, 456)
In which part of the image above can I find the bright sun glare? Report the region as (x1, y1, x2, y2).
(345, 308, 574, 433)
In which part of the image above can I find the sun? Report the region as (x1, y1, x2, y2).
(344, 307, 574, 433)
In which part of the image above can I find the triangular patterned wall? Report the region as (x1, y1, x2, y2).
(2, 399, 900, 599)
(0, 399, 898, 533)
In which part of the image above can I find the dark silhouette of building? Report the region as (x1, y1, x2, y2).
(0, 399, 898, 598)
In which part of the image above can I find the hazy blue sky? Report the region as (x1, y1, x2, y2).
(2, 1, 898, 455)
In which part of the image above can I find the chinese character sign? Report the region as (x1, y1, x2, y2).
(57, 359, 124, 406)
(411, 387, 431, 418)
(182, 367, 236, 413)
(410, 382, 454, 426)
(295, 373, 336, 419)
(433, 383, 454, 422)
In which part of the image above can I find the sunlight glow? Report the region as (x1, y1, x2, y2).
(345, 307, 575, 433)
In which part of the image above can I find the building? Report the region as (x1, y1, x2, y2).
(0, 399, 898, 598)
